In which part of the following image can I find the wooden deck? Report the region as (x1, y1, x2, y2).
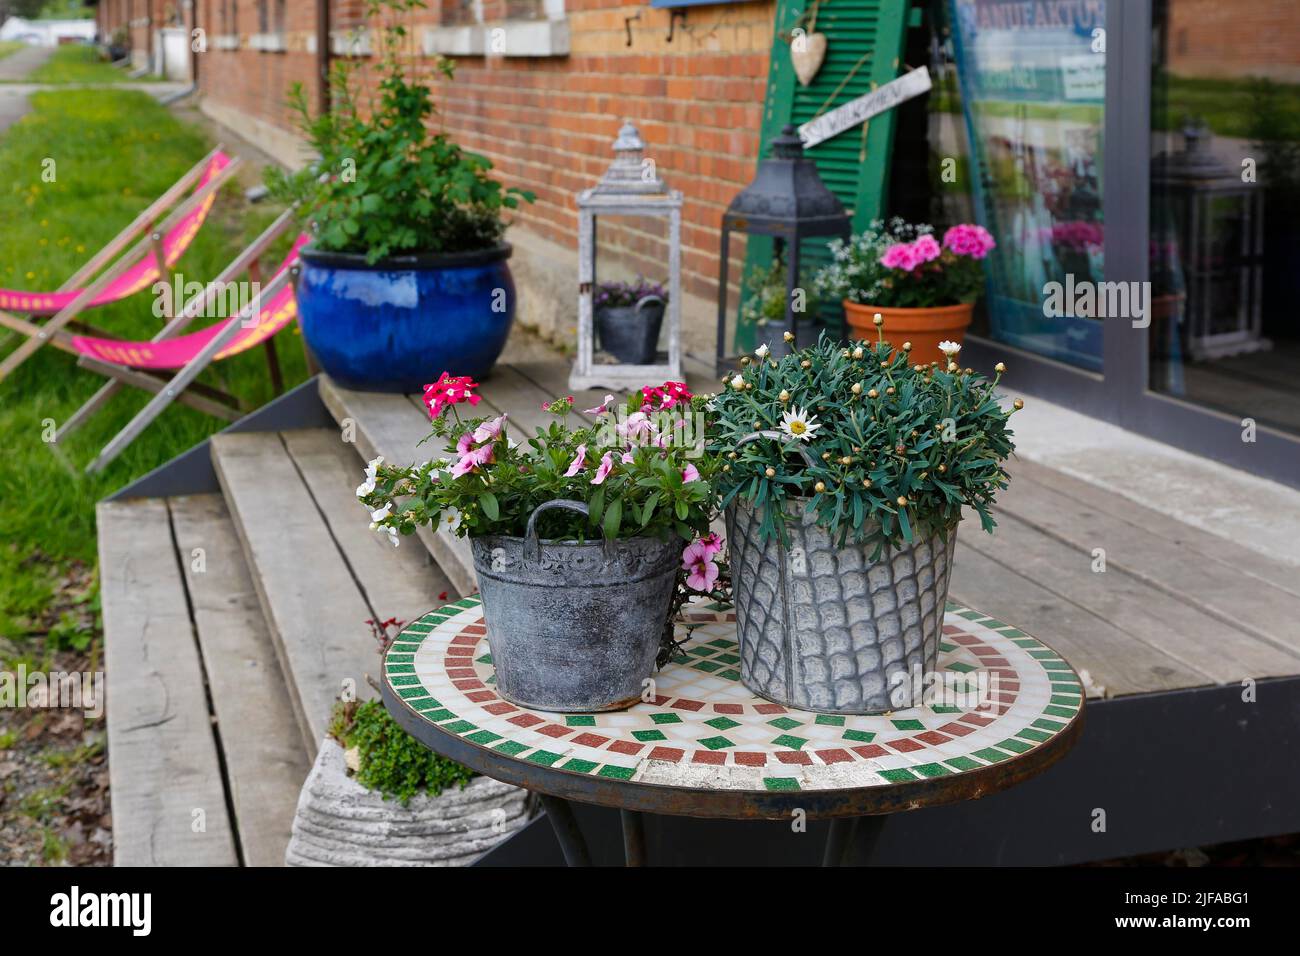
(97, 332, 1300, 865)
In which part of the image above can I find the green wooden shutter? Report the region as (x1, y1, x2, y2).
(738, 0, 912, 345)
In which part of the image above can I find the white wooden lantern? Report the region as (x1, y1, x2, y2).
(570, 121, 683, 391)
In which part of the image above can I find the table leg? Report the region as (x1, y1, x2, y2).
(823, 815, 888, 866)
(621, 809, 647, 867)
(539, 794, 592, 867)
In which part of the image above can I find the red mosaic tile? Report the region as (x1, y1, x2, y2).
(464, 690, 496, 703)
(452, 679, 485, 691)
(754, 703, 787, 715)
(774, 750, 812, 766)
(670, 698, 705, 711)
(648, 746, 685, 762)
(648, 694, 670, 706)
(446, 668, 477, 679)
(482, 702, 517, 716)
(960, 712, 994, 726)
(942, 624, 964, 634)
(536, 724, 573, 739)
(450, 634, 480, 646)
(971, 646, 1001, 657)
(571, 732, 609, 748)
(949, 633, 982, 644)
(982, 657, 1010, 668)
(937, 721, 975, 737)
(692, 750, 727, 766)
(713, 703, 744, 714)
(732, 751, 767, 767)
(815, 748, 854, 764)
(507, 713, 545, 729)
(607, 740, 644, 756)
(725, 613, 737, 622)
(461, 624, 487, 635)
(886, 738, 925, 754)
(445, 646, 475, 657)
(915, 731, 952, 745)
(851, 744, 889, 759)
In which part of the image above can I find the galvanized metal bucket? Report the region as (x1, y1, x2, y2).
(471, 500, 680, 713)
(595, 295, 665, 364)
(726, 497, 958, 715)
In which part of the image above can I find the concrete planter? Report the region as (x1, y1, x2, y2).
(471, 500, 680, 713)
(285, 738, 530, 867)
(726, 498, 957, 714)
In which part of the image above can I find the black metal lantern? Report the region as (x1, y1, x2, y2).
(714, 125, 852, 374)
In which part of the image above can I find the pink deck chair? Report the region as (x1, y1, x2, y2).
(56, 212, 309, 474)
(0, 148, 240, 384)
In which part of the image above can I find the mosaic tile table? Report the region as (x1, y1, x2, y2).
(381, 596, 1085, 865)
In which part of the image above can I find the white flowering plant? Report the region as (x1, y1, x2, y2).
(709, 325, 1021, 548)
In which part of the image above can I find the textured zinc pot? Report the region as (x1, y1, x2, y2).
(595, 295, 665, 364)
(469, 501, 680, 713)
(726, 498, 958, 715)
(296, 244, 515, 393)
(843, 300, 974, 367)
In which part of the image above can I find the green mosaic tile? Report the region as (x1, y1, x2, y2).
(718, 669, 741, 681)
(891, 719, 924, 730)
(998, 628, 1027, 637)
(632, 729, 667, 742)
(768, 716, 802, 731)
(598, 765, 635, 780)
(913, 762, 952, 778)
(944, 756, 982, 772)
(650, 712, 683, 725)
(451, 598, 478, 609)
(565, 715, 596, 726)
(930, 705, 961, 714)
(422, 708, 456, 722)
(763, 777, 800, 791)
(878, 768, 919, 782)
(561, 758, 598, 773)
(671, 654, 690, 665)
(388, 642, 421, 653)
(1015, 727, 1052, 743)
(948, 661, 976, 673)
(524, 749, 563, 766)
(1044, 705, 1077, 719)
(397, 687, 430, 699)
(697, 735, 735, 750)
(996, 737, 1033, 754)
(815, 714, 846, 726)
(715, 653, 741, 665)
(1033, 717, 1067, 733)
(403, 623, 433, 634)
(494, 741, 528, 756)
(475, 653, 493, 665)
(687, 645, 714, 657)
(1051, 681, 1082, 695)
(386, 653, 414, 663)
(956, 609, 983, 620)
(706, 638, 734, 648)
(1050, 694, 1082, 706)
(693, 660, 723, 673)
(944, 600, 961, 612)
(1030, 650, 1062, 661)
(442, 720, 477, 734)
(705, 716, 741, 731)
(389, 675, 421, 686)
(972, 747, 1011, 763)
(771, 734, 807, 750)
(842, 729, 875, 743)
(464, 730, 502, 745)
(385, 663, 415, 674)
(412, 698, 445, 711)
(1042, 660, 1073, 671)
(939, 642, 957, 653)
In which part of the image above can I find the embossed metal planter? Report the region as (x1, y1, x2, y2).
(471, 501, 680, 713)
(726, 498, 957, 714)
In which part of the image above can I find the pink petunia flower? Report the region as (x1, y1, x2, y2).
(682, 463, 701, 483)
(697, 532, 724, 559)
(684, 551, 720, 592)
(564, 443, 587, 477)
(590, 452, 614, 485)
(450, 443, 494, 478)
(456, 431, 475, 455)
(584, 394, 616, 416)
(472, 413, 508, 444)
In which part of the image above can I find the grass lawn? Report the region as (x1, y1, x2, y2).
(22, 44, 150, 85)
(0, 88, 307, 644)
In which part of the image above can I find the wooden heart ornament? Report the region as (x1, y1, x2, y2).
(791, 31, 827, 87)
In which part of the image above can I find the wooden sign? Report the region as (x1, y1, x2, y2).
(797, 66, 933, 149)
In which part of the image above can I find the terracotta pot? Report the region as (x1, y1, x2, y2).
(843, 300, 975, 366)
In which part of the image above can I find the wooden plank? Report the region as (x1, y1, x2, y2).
(1008, 460, 1300, 600)
(317, 375, 476, 595)
(948, 536, 1208, 698)
(1003, 463, 1300, 658)
(961, 508, 1300, 685)
(281, 428, 457, 621)
(169, 493, 312, 867)
(210, 431, 382, 751)
(98, 498, 239, 866)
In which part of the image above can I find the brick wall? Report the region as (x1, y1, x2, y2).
(1166, 0, 1300, 83)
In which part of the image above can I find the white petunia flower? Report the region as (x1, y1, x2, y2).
(443, 506, 463, 533)
(367, 504, 399, 546)
(779, 406, 821, 442)
(356, 455, 384, 498)
(938, 340, 962, 357)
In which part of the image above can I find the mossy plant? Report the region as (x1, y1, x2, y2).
(330, 700, 475, 805)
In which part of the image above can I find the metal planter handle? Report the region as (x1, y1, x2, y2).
(523, 499, 614, 563)
(635, 294, 665, 313)
(735, 430, 816, 469)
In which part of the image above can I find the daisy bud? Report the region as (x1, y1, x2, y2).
(886, 386, 896, 396)
(995, 362, 1007, 374)
(947, 361, 958, 372)
(783, 330, 795, 343)
(814, 481, 827, 493)
(779, 389, 790, 402)
(938, 464, 946, 473)
(1013, 398, 1025, 410)
(862, 478, 872, 488)
(896, 496, 908, 507)
(852, 347, 864, 360)
(903, 341, 913, 351)
(872, 313, 884, 327)
(740, 356, 751, 366)
(839, 456, 853, 465)
(765, 467, 776, 478)
(851, 382, 862, 395)
(867, 388, 879, 399)
(801, 360, 811, 369)
(822, 452, 832, 461)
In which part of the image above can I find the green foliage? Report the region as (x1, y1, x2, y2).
(266, 0, 533, 263)
(709, 331, 1018, 548)
(25, 45, 150, 85)
(360, 386, 718, 545)
(739, 257, 819, 327)
(331, 700, 474, 804)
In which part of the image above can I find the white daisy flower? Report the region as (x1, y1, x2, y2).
(938, 340, 962, 357)
(779, 406, 821, 442)
(755, 343, 770, 360)
(730, 374, 746, 391)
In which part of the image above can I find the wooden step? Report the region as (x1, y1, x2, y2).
(210, 429, 451, 751)
(168, 494, 313, 866)
(99, 498, 239, 866)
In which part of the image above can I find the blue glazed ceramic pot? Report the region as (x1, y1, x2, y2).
(297, 243, 515, 393)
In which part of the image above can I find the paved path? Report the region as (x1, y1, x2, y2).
(0, 44, 54, 134)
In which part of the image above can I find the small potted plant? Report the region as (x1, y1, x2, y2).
(815, 218, 995, 366)
(268, 0, 534, 392)
(710, 323, 1020, 714)
(357, 375, 720, 712)
(740, 257, 819, 359)
(593, 276, 667, 364)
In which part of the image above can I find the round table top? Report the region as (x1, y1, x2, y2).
(381, 596, 1085, 820)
